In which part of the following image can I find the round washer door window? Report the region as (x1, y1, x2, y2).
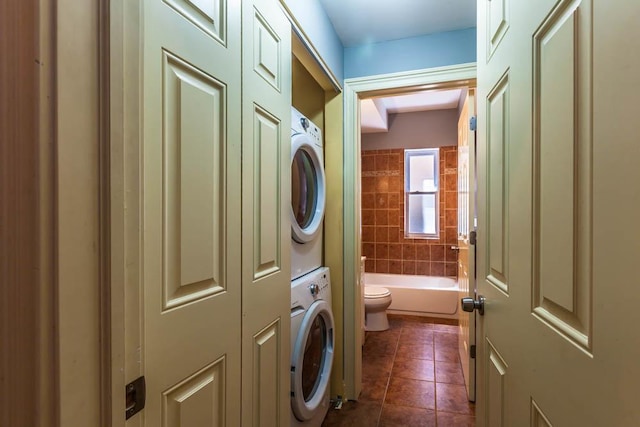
(291, 299, 334, 421)
(291, 134, 325, 243)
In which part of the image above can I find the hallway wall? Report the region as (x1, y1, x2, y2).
(362, 109, 458, 150)
(344, 28, 476, 79)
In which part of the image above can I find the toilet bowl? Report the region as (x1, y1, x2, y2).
(364, 286, 392, 331)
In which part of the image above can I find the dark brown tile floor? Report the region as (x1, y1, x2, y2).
(322, 314, 475, 427)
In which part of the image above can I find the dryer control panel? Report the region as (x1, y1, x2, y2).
(291, 107, 322, 148)
(308, 271, 330, 299)
(291, 266, 331, 309)
(305, 124, 322, 148)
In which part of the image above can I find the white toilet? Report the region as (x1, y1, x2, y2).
(364, 286, 392, 331)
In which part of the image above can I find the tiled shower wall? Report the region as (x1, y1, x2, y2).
(361, 147, 458, 278)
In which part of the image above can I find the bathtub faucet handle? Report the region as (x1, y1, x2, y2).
(461, 296, 485, 316)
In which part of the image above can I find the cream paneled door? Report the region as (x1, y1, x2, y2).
(457, 90, 476, 402)
(138, 0, 242, 425)
(476, 0, 640, 425)
(241, 0, 292, 426)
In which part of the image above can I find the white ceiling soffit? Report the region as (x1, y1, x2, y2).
(360, 98, 389, 133)
(382, 89, 462, 114)
(319, 0, 476, 47)
(361, 89, 462, 134)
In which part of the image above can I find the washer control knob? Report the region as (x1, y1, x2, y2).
(309, 283, 320, 296)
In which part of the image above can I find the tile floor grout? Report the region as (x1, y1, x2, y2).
(375, 329, 400, 426)
(322, 314, 475, 426)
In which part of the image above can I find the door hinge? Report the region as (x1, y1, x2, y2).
(469, 230, 477, 245)
(469, 115, 477, 131)
(470, 345, 476, 359)
(125, 376, 146, 420)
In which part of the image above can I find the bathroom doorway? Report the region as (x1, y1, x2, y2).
(359, 87, 477, 404)
(342, 63, 477, 402)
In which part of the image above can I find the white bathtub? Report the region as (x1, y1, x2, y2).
(365, 273, 459, 319)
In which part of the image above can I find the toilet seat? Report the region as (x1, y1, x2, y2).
(364, 286, 391, 299)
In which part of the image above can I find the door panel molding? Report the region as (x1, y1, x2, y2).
(162, 357, 226, 426)
(251, 319, 282, 426)
(485, 338, 508, 427)
(486, 0, 510, 59)
(530, 398, 553, 427)
(164, 0, 226, 44)
(485, 70, 510, 295)
(162, 50, 226, 310)
(253, 10, 282, 91)
(252, 106, 282, 279)
(532, 0, 592, 352)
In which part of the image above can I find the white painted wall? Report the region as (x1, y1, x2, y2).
(361, 109, 458, 150)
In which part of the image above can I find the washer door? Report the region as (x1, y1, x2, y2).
(290, 299, 334, 421)
(291, 133, 326, 243)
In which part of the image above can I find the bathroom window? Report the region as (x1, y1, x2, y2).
(404, 148, 439, 239)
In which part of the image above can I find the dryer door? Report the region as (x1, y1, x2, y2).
(290, 299, 334, 421)
(291, 133, 326, 243)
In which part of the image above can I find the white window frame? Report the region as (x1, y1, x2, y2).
(404, 148, 439, 239)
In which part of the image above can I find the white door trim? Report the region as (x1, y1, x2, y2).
(342, 63, 477, 398)
(109, 0, 142, 425)
(57, 0, 107, 425)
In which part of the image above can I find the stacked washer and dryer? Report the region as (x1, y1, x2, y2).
(290, 108, 335, 427)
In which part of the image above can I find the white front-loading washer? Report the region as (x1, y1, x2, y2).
(290, 267, 334, 427)
(291, 108, 325, 280)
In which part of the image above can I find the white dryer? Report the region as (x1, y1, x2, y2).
(290, 267, 334, 427)
(291, 108, 325, 280)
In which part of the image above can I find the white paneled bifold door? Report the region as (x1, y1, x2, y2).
(126, 0, 292, 425)
(139, 0, 242, 425)
(240, 0, 292, 425)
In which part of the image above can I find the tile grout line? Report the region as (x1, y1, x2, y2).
(355, 317, 474, 426)
(375, 323, 401, 427)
